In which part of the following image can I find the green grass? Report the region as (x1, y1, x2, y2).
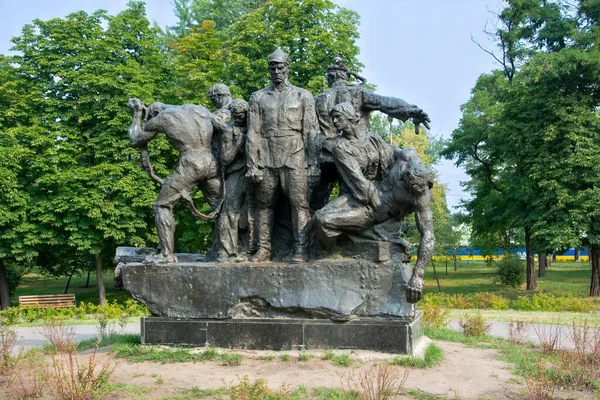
(159, 386, 360, 400)
(388, 343, 444, 368)
(424, 327, 493, 345)
(105, 382, 152, 398)
(12, 271, 135, 307)
(113, 343, 243, 365)
(424, 261, 600, 306)
(448, 309, 600, 327)
(77, 333, 141, 351)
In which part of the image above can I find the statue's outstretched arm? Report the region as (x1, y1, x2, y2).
(362, 90, 431, 132)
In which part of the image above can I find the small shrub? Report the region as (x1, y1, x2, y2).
(0, 325, 17, 371)
(447, 293, 472, 309)
(227, 375, 290, 400)
(507, 321, 528, 346)
(513, 293, 596, 313)
(39, 322, 116, 399)
(220, 353, 243, 366)
(524, 358, 556, 400)
(472, 292, 510, 310)
(298, 351, 311, 362)
(495, 256, 525, 288)
(280, 353, 290, 362)
(199, 347, 218, 361)
(0, 307, 20, 325)
(341, 363, 408, 400)
(420, 302, 450, 328)
(321, 349, 335, 360)
(533, 322, 562, 354)
(459, 312, 491, 337)
(332, 353, 352, 367)
(6, 351, 44, 399)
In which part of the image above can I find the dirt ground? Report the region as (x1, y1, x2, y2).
(104, 341, 521, 399)
(2, 340, 596, 399)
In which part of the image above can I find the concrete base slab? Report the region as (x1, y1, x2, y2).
(141, 311, 423, 355)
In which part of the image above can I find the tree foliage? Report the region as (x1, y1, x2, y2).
(446, 0, 600, 294)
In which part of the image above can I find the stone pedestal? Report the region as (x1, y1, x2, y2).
(117, 247, 423, 354)
(141, 312, 423, 354)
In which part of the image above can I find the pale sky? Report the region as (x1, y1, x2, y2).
(0, 0, 503, 210)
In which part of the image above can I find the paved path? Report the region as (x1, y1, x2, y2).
(448, 320, 599, 350)
(13, 323, 140, 354)
(10, 320, 599, 353)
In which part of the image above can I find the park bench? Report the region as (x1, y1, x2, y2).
(18, 294, 76, 308)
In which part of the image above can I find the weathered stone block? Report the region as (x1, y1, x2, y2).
(121, 258, 416, 320)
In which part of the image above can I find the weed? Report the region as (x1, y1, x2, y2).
(6, 350, 44, 399)
(388, 344, 444, 368)
(532, 322, 562, 354)
(259, 354, 274, 361)
(332, 353, 352, 367)
(341, 363, 408, 400)
(36, 321, 116, 399)
(524, 358, 556, 400)
(220, 353, 243, 366)
(226, 375, 290, 399)
(299, 351, 311, 362)
(459, 312, 491, 336)
(280, 353, 290, 362)
(0, 325, 17, 371)
(507, 321, 529, 346)
(152, 372, 164, 384)
(199, 347, 218, 361)
(321, 349, 335, 360)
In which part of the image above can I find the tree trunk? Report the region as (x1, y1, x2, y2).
(64, 265, 77, 294)
(591, 250, 600, 297)
(94, 253, 106, 306)
(85, 267, 92, 288)
(0, 259, 10, 310)
(575, 247, 581, 263)
(538, 252, 546, 277)
(525, 228, 537, 290)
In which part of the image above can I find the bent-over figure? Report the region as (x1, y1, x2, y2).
(127, 98, 222, 264)
(313, 103, 435, 303)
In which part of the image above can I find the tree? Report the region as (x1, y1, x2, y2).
(447, 0, 600, 295)
(0, 54, 42, 309)
(9, 1, 169, 304)
(168, 0, 264, 36)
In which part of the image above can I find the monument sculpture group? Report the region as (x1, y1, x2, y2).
(118, 49, 435, 354)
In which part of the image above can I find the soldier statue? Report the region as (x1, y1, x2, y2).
(245, 48, 320, 263)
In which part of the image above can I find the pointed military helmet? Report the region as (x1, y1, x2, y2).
(268, 47, 290, 65)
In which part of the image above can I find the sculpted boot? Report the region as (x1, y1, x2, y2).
(291, 247, 308, 264)
(250, 247, 271, 263)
